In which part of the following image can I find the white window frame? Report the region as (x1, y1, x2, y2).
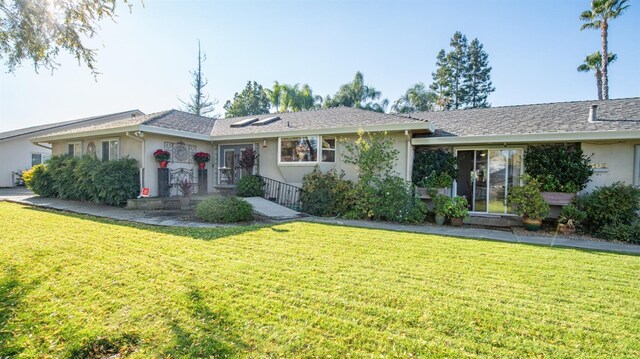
(634, 145, 640, 187)
(278, 135, 336, 165)
(31, 153, 46, 167)
(320, 137, 336, 163)
(67, 141, 82, 157)
(100, 138, 120, 162)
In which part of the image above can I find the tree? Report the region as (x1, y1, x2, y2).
(464, 38, 494, 108)
(324, 71, 388, 112)
(578, 51, 617, 100)
(264, 82, 322, 112)
(0, 0, 135, 76)
(392, 83, 436, 113)
(580, 0, 630, 100)
(445, 32, 469, 109)
(223, 81, 270, 117)
(430, 49, 452, 110)
(264, 81, 283, 112)
(179, 40, 217, 117)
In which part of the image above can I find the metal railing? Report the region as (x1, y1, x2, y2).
(257, 176, 303, 211)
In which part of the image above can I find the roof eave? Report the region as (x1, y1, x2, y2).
(30, 126, 140, 143)
(411, 130, 640, 145)
(211, 122, 433, 142)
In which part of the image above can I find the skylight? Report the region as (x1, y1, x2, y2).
(230, 117, 259, 128)
(251, 116, 281, 126)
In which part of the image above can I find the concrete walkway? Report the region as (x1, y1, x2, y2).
(242, 197, 303, 219)
(1, 187, 639, 255)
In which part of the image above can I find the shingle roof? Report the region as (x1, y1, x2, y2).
(34, 109, 217, 139)
(0, 109, 143, 141)
(211, 106, 429, 137)
(407, 97, 640, 138)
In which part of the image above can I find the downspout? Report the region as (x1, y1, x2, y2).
(405, 130, 412, 183)
(126, 132, 145, 191)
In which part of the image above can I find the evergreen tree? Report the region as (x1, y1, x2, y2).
(430, 49, 452, 110)
(223, 81, 271, 117)
(179, 40, 217, 117)
(446, 32, 469, 109)
(464, 38, 494, 108)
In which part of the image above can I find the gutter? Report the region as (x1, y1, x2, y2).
(412, 130, 640, 146)
(34, 142, 52, 150)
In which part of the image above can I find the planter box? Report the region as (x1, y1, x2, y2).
(417, 187, 449, 199)
(541, 192, 576, 206)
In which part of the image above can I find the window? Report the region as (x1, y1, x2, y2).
(279, 136, 318, 163)
(101, 139, 119, 162)
(321, 137, 336, 163)
(31, 153, 45, 167)
(67, 142, 81, 157)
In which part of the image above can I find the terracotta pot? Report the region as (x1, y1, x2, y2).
(197, 162, 206, 170)
(435, 214, 446, 225)
(450, 217, 463, 227)
(159, 161, 169, 168)
(523, 217, 543, 231)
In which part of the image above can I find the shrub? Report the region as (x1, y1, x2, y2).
(524, 144, 593, 192)
(368, 176, 426, 223)
(73, 155, 101, 202)
(301, 167, 354, 216)
(236, 175, 264, 197)
(558, 204, 587, 229)
(577, 182, 640, 233)
(432, 194, 450, 216)
(195, 196, 253, 223)
(506, 175, 550, 220)
(412, 148, 457, 188)
(93, 158, 140, 206)
(596, 223, 640, 244)
(343, 129, 399, 184)
(445, 196, 469, 219)
(23, 164, 57, 197)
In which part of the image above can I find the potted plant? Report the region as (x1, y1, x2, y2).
(432, 194, 449, 225)
(193, 152, 210, 170)
(177, 179, 193, 210)
(421, 171, 454, 198)
(557, 204, 587, 235)
(413, 149, 457, 198)
(446, 196, 469, 227)
(154, 149, 171, 168)
(507, 175, 550, 231)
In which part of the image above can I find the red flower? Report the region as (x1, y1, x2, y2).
(154, 149, 170, 161)
(193, 152, 210, 163)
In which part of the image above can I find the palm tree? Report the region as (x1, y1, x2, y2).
(264, 81, 283, 113)
(392, 83, 437, 113)
(580, 0, 630, 100)
(324, 71, 385, 111)
(578, 52, 617, 100)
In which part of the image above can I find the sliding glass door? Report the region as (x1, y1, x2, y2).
(456, 149, 522, 214)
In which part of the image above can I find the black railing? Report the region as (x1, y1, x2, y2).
(257, 176, 303, 211)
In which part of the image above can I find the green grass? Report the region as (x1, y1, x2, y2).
(1, 202, 639, 358)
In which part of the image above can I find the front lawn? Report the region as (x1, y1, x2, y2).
(1, 202, 639, 357)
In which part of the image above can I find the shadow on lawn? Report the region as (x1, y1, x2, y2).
(0, 265, 40, 357)
(21, 205, 277, 242)
(164, 288, 249, 357)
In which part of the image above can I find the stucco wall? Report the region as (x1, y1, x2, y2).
(0, 137, 51, 187)
(214, 131, 412, 187)
(581, 140, 639, 193)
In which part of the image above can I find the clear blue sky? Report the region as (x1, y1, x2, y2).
(1, 0, 639, 132)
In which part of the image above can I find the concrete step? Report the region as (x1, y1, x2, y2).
(241, 197, 304, 220)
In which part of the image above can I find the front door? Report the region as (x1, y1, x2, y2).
(218, 144, 253, 185)
(456, 149, 523, 214)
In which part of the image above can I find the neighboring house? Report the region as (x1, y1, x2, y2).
(407, 97, 640, 215)
(31, 107, 433, 197)
(0, 109, 143, 187)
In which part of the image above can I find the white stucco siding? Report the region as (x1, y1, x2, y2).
(581, 141, 639, 193)
(217, 131, 412, 187)
(0, 137, 51, 187)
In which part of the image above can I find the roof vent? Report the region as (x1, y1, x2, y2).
(251, 116, 281, 126)
(588, 104, 598, 123)
(230, 117, 259, 127)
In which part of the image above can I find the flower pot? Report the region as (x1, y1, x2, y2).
(197, 162, 206, 170)
(523, 217, 543, 231)
(450, 217, 463, 227)
(435, 214, 446, 225)
(159, 161, 169, 168)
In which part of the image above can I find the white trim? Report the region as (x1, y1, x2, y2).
(31, 126, 138, 142)
(30, 152, 46, 167)
(412, 130, 640, 146)
(66, 141, 82, 157)
(320, 136, 336, 163)
(216, 143, 255, 185)
(635, 145, 640, 187)
(278, 135, 321, 165)
(100, 138, 120, 162)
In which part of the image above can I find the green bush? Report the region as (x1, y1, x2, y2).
(368, 176, 426, 223)
(301, 167, 354, 216)
(506, 175, 550, 220)
(412, 148, 457, 187)
(93, 158, 140, 206)
(23, 164, 57, 197)
(195, 196, 253, 223)
(24, 155, 139, 207)
(577, 182, 640, 233)
(558, 204, 587, 229)
(445, 196, 469, 219)
(596, 223, 640, 244)
(524, 144, 593, 192)
(236, 175, 264, 197)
